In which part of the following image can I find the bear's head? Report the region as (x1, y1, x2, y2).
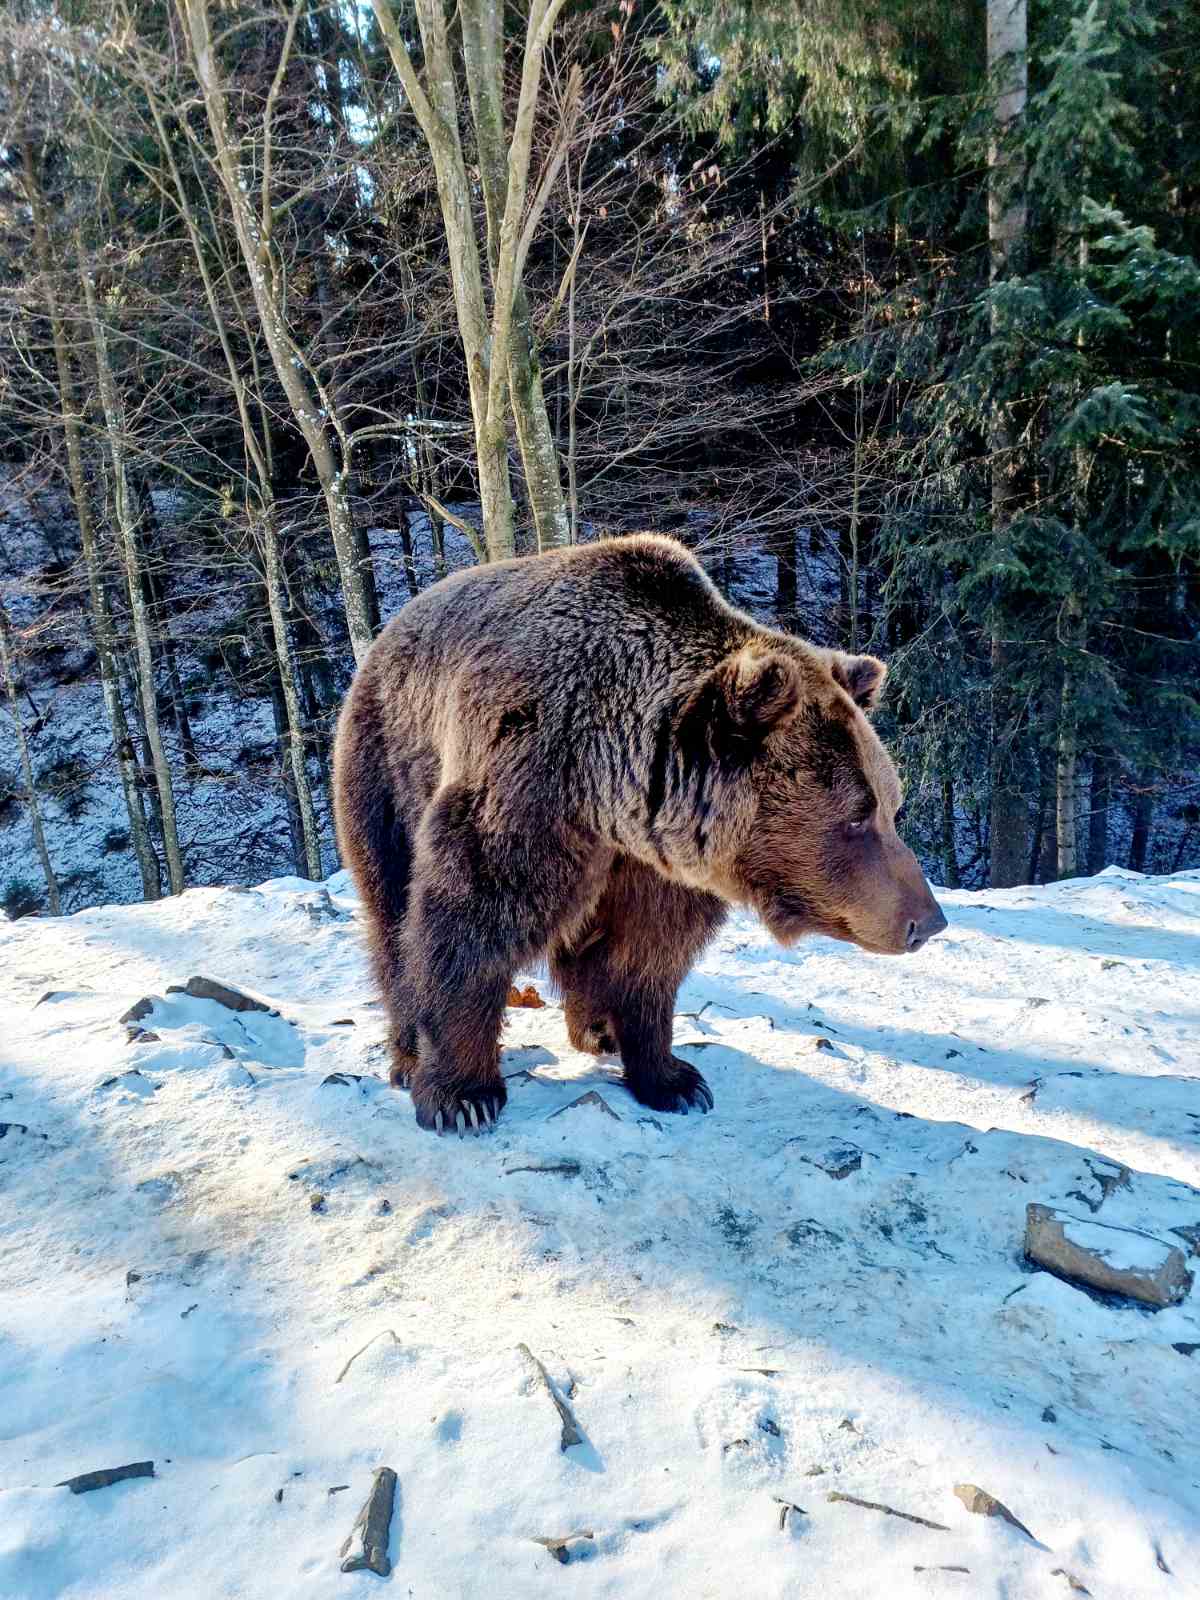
(688, 642, 947, 956)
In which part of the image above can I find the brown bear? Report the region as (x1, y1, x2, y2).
(332, 534, 945, 1135)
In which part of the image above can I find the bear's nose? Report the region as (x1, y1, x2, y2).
(906, 905, 948, 951)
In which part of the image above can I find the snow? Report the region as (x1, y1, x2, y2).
(1, 866, 1198, 1598)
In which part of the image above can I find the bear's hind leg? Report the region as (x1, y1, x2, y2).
(406, 784, 610, 1134)
(551, 859, 726, 1114)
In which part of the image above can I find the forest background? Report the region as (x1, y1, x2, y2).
(1, 0, 1197, 916)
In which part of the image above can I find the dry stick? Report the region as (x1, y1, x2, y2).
(517, 1343, 583, 1449)
(335, 1328, 403, 1385)
(826, 1491, 950, 1531)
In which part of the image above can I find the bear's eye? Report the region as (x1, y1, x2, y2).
(842, 815, 872, 839)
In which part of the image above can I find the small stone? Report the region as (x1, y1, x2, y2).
(953, 1483, 1037, 1541)
(1051, 1569, 1093, 1595)
(310, 1192, 326, 1213)
(531, 1530, 593, 1564)
(339, 1467, 397, 1576)
(1025, 1204, 1193, 1308)
(322, 1072, 366, 1088)
(377, 1198, 392, 1215)
(165, 976, 270, 1013)
(119, 996, 159, 1025)
(57, 1461, 154, 1494)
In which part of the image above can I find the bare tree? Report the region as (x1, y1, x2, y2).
(81, 259, 186, 894)
(177, 0, 379, 662)
(371, 0, 579, 558)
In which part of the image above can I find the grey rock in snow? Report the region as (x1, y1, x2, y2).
(339, 1467, 397, 1576)
(166, 975, 272, 1013)
(119, 995, 160, 1025)
(1025, 1204, 1193, 1308)
(57, 1460, 154, 1494)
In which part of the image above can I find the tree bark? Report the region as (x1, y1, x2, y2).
(1055, 594, 1083, 878)
(179, 0, 377, 660)
(986, 0, 1028, 888)
(19, 140, 161, 900)
(261, 515, 322, 879)
(941, 773, 961, 889)
(0, 601, 62, 915)
(372, 0, 576, 560)
(82, 264, 186, 895)
(1087, 753, 1111, 875)
(1129, 783, 1154, 873)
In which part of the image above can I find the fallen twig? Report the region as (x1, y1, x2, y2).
(518, 1343, 583, 1449)
(827, 1491, 949, 1531)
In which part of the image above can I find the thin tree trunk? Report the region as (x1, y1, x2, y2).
(0, 601, 61, 914)
(135, 477, 198, 765)
(82, 264, 186, 895)
(941, 773, 962, 889)
(19, 140, 160, 900)
(261, 514, 322, 879)
(459, 0, 569, 553)
(179, 0, 376, 659)
(1087, 754, 1111, 875)
(775, 527, 797, 631)
(1129, 783, 1154, 873)
(987, 0, 1028, 888)
(1056, 594, 1083, 877)
(268, 666, 306, 875)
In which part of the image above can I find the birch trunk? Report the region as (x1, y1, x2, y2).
(0, 601, 62, 915)
(81, 265, 186, 896)
(19, 141, 160, 899)
(986, 0, 1028, 888)
(261, 514, 322, 879)
(373, 0, 574, 559)
(142, 76, 324, 877)
(178, 0, 377, 659)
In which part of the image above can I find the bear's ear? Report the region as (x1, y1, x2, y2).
(829, 652, 887, 714)
(708, 646, 802, 749)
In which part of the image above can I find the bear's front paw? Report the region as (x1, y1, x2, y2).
(626, 1057, 713, 1116)
(411, 1078, 508, 1136)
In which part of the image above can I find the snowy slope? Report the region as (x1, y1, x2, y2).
(1, 866, 1198, 1599)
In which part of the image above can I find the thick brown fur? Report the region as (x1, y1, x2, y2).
(332, 535, 945, 1133)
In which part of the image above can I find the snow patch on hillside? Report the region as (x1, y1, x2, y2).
(1, 866, 1198, 1597)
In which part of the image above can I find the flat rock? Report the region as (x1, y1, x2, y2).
(339, 1466, 397, 1576)
(165, 976, 271, 1014)
(57, 1460, 155, 1494)
(1025, 1204, 1193, 1309)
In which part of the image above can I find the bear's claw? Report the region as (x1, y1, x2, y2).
(418, 1089, 505, 1136)
(628, 1057, 713, 1116)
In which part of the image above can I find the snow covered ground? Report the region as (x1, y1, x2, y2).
(1, 865, 1198, 1598)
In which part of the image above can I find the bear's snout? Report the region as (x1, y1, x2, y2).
(905, 902, 948, 952)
